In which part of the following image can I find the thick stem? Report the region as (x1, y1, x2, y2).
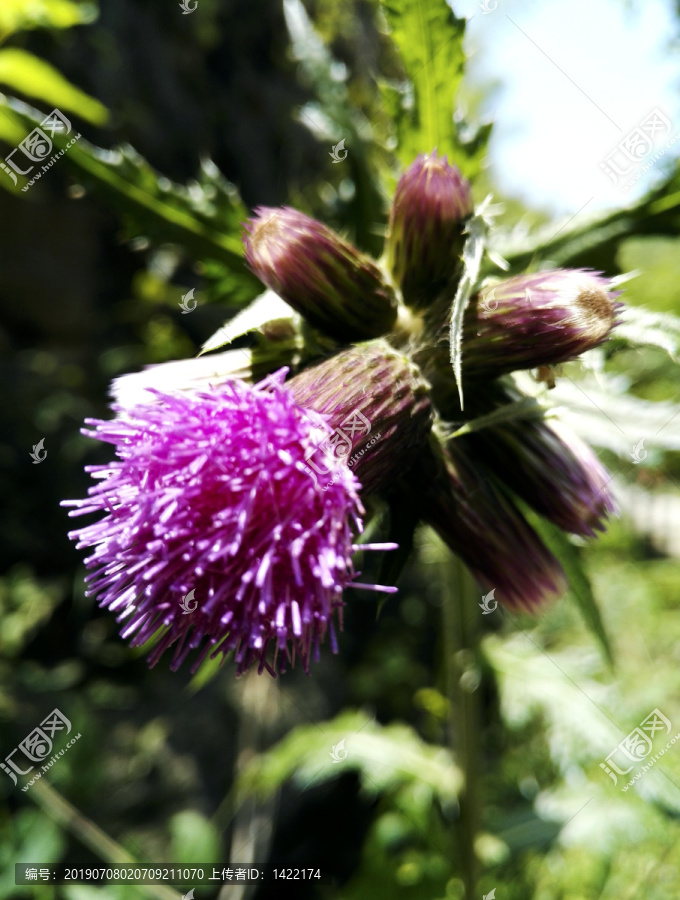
(442, 553, 481, 900)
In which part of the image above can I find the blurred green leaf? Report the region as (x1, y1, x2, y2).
(611, 304, 680, 361)
(0, 97, 260, 305)
(0, 0, 96, 41)
(0, 49, 107, 124)
(283, 0, 386, 252)
(169, 810, 221, 864)
(548, 374, 680, 459)
(238, 709, 462, 802)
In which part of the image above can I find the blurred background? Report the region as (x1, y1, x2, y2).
(1, 0, 680, 898)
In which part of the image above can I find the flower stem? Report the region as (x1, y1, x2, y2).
(29, 779, 183, 900)
(442, 552, 481, 900)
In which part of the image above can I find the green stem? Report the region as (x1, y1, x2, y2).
(442, 553, 481, 900)
(29, 779, 183, 900)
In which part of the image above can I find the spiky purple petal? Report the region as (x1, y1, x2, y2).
(63, 374, 373, 676)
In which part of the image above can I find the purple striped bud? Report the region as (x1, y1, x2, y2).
(244, 206, 398, 341)
(385, 152, 473, 309)
(288, 341, 433, 495)
(463, 269, 620, 378)
(463, 416, 617, 537)
(403, 438, 567, 611)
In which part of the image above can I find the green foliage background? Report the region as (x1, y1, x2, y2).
(1, 1, 680, 898)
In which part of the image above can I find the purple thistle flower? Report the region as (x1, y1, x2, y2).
(463, 269, 621, 378)
(63, 343, 432, 676)
(385, 151, 473, 309)
(244, 206, 398, 341)
(404, 438, 567, 611)
(62, 374, 397, 677)
(463, 415, 618, 537)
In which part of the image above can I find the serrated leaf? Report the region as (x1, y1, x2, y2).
(449, 212, 487, 408)
(0, 49, 107, 124)
(523, 509, 613, 666)
(548, 376, 680, 459)
(498, 163, 680, 274)
(610, 304, 680, 361)
(381, 0, 487, 177)
(0, 96, 260, 303)
(200, 290, 297, 355)
(237, 709, 462, 802)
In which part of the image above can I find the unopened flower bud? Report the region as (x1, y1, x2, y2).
(403, 438, 567, 611)
(463, 414, 617, 537)
(463, 269, 620, 378)
(244, 206, 398, 341)
(289, 340, 433, 494)
(385, 152, 473, 309)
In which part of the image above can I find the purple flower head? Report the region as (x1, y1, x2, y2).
(244, 206, 398, 341)
(62, 372, 397, 677)
(463, 269, 621, 378)
(386, 151, 473, 309)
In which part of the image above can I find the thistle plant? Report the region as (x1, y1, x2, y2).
(65, 148, 623, 676)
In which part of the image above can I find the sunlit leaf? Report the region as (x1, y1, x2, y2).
(0, 0, 96, 40)
(237, 709, 462, 802)
(0, 49, 107, 124)
(381, 0, 487, 178)
(200, 290, 297, 355)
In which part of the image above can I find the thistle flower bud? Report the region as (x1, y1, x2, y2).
(403, 438, 567, 611)
(385, 152, 473, 309)
(288, 340, 433, 495)
(244, 206, 398, 341)
(463, 416, 617, 537)
(463, 269, 620, 378)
